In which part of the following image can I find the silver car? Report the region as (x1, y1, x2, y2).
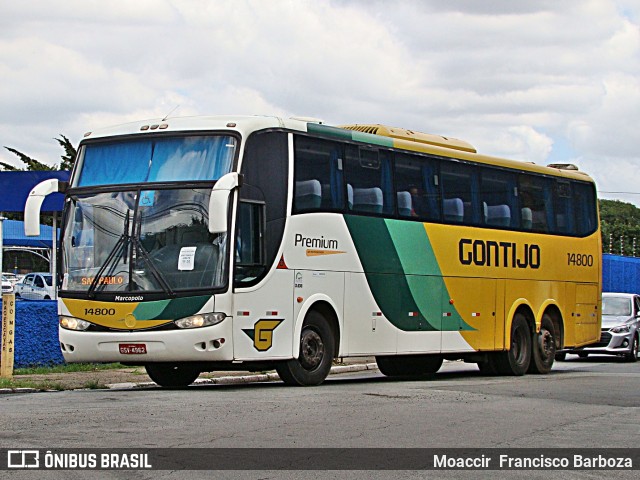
(14, 272, 55, 300)
(557, 292, 639, 362)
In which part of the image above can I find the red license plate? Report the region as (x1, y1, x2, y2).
(119, 343, 147, 355)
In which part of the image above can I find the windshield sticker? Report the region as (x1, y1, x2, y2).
(178, 247, 197, 271)
(139, 191, 156, 207)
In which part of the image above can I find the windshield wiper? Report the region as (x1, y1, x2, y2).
(132, 236, 175, 297)
(87, 209, 130, 298)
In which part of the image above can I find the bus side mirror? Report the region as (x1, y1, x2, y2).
(24, 179, 67, 236)
(208, 173, 242, 234)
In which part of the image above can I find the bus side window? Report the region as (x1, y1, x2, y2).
(554, 180, 573, 234)
(345, 145, 394, 216)
(519, 175, 553, 233)
(293, 136, 344, 212)
(573, 181, 597, 236)
(440, 161, 480, 225)
(479, 169, 517, 228)
(393, 152, 440, 221)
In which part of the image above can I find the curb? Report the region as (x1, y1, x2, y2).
(0, 363, 379, 394)
(106, 362, 379, 389)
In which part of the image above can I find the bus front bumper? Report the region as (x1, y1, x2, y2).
(59, 321, 234, 363)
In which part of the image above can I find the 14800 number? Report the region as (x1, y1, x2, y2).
(567, 253, 593, 267)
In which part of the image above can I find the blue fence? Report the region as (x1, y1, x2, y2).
(602, 254, 640, 294)
(1, 299, 64, 368)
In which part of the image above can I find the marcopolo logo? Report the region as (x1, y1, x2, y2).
(459, 239, 541, 269)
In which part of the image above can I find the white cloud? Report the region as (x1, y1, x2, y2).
(1, 0, 639, 206)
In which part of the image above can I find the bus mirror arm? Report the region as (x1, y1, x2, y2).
(208, 173, 243, 234)
(24, 178, 64, 236)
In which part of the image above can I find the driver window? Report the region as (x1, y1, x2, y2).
(234, 201, 266, 284)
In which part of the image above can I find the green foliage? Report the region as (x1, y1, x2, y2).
(600, 199, 640, 255)
(1, 135, 77, 172)
(14, 363, 125, 375)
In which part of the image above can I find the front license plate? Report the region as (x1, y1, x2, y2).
(119, 343, 147, 355)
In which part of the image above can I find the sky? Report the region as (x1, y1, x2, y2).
(1, 0, 639, 205)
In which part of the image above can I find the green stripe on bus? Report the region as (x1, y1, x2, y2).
(385, 219, 473, 332)
(133, 299, 171, 320)
(351, 131, 394, 147)
(307, 123, 353, 140)
(154, 295, 211, 320)
(344, 215, 435, 331)
(306, 123, 394, 148)
(344, 215, 473, 332)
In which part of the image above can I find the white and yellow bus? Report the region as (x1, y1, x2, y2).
(25, 116, 601, 387)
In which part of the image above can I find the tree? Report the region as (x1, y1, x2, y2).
(599, 199, 640, 255)
(1, 135, 76, 171)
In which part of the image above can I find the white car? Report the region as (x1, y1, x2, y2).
(1, 275, 13, 294)
(14, 272, 55, 300)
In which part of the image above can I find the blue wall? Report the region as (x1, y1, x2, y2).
(602, 254, 640, 294)
(0, 300, 64, 368)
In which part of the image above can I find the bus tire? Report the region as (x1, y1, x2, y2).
(528, 314, 556, 374)
(376, 355, 443, 377)
(276, 310, 335, 386)
(145, 363, 201, 388)
(555, 352, 567, 361)
(494, 313, 531, 376)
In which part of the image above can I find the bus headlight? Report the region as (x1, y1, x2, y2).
(174, 312, 227, 329)
(60, 316, 91, 331)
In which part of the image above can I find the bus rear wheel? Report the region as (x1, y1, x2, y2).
(276, 310, 335, 386)
(145, 363, 201, 388)
(528, 314, 556, 374)
(376, 355, 443, 377)
(494, 313, 531, 376)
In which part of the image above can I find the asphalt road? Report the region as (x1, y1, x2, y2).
(1, 355, 639, 480)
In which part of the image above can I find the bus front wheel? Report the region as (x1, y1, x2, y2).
(276, 310, 335, 386)
(494, 313, 531, 376)
(528, 314, 556, 374)
(145, 363, 201, 388)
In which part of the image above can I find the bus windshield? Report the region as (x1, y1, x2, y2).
(75, 135, 237, 187)
(61, 187, 227, 294)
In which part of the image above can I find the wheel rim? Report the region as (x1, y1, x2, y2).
(539, 328, 555, 359)
(299, 327, 324, 371)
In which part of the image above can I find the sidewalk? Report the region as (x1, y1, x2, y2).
(0, 358, 378, 394)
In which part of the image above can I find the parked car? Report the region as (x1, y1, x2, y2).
(556, 292, 639, 362)
(14, 272, 55, 300)
(2, 272, 21, 287)
(1, 275, 13, 294)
